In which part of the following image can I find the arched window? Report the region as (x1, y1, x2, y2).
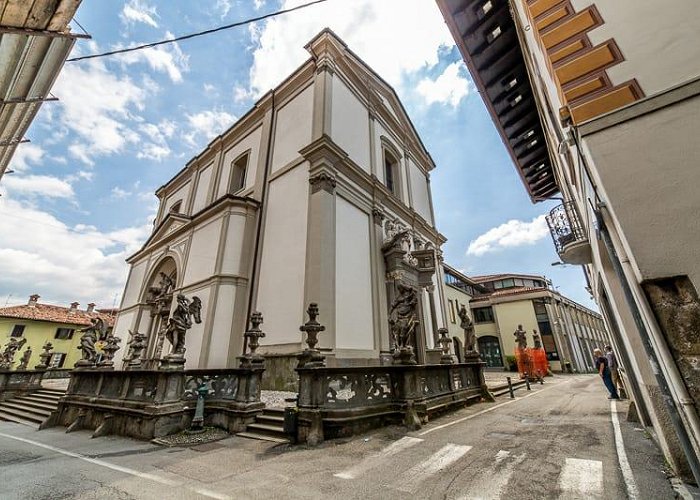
(230, 152, 249, 194)
(170, 200, 182, 214)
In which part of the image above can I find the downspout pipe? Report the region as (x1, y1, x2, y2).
(244, 90, 276, 353)
(595, 208, 700, 485)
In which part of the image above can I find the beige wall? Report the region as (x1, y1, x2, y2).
(331, 76, 371, 172)
(271, 84, 314, 173)
(217, 125, 263, 198)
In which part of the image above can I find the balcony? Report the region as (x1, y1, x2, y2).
(546, 202, 592, 265)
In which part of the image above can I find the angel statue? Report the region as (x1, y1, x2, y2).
(76, 317, 106, 366)
(164, 294, 202, 360)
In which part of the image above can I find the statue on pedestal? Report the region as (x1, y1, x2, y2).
(532, 329, 542, 349)
(35, 342, 53, 370)
(17, 346, 32, 370)
(458, 305, 477, 356)
(161, 294, 202, 369)
(389, 282, 418, 365)
(75, 318, 106, 367)
(514, 324, 527, 350)
(1, 337, 27, 370)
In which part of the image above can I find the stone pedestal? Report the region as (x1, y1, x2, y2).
(159, 355, 185, 371)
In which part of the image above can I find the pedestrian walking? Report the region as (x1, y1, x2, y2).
(594, 348, 619, 399)
(605, 345, 623, 397)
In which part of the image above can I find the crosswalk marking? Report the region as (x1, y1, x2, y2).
(454, 450, 526, 500)
(394, 443, 472, 493)
(333, 436, 423, 480)
(558, 458, 603, 499)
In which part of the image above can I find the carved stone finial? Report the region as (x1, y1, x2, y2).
(35, 342, 53, 370)
(438, 328, 454, 364)
(240, 311, 266, 368)
(309, 172, 337, 194)
(297, 303, 326, 368)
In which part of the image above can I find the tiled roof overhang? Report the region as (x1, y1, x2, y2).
(0, 0, 86, 179)
(436, 0, 559, 202)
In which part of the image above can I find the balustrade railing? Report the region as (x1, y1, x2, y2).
(545, 201, 586, 253)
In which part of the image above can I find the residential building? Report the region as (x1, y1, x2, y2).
(437, 0, 700, 482)
(441, 264, 486, 362)
(0, 294, 115, 369)
(0, 0, 87, 181)
(468, 273, 608, 372)
(113, 30, 449, 381)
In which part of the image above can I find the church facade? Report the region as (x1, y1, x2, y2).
(112, 30, 449, 372)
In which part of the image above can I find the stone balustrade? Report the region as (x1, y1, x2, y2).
(0, 369, 46, 401)
(295, 361, 487, 445)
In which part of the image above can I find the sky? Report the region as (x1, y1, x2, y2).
(0, 0, 595, 311)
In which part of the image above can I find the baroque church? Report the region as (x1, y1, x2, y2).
(112, 29, 452, 378)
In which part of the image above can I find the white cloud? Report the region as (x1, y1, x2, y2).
(0, 197, 152, 306)
(244, 0, 454, 97)
(254, 0, 265, 10)
(53, 58, 146, 165)
(137, 120, 176, 161)
(467, 215, 550, 256)
(2, 174, 74, 199)
(121, 0, 159, 28)
(116, 33, 189, 83)
(216, 0, 233, 18)
(183, 109, 235, 146)
(111, 187, 130, 199)
(7, 143, 44, 172)
(137, 143, 171, 161)
(416, 62, 471, 107)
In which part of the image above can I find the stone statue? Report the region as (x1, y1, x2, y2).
(98, 335, 122, 369)
(75, 318, 106, 366)
(389, 282, 419, 364)
(0, 337, 27, 370)
(35, 342, 53, 370)
(163, 294, 202, 360)
(125, 330, 147, 369)
(532, 329, 542, 349)
(458, 305, 476, 353)
(514, 324, 527, 350)
(17, 346, 32, 370)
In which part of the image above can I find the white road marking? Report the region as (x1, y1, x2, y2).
(334, 436, 423, 479)
(394, 443, 472, 493)
(611, 400, 640, 500)
(558, 458, 603, 499)
(456, 451, 526, 500)
(0, 432, 230, 500)
(419, 379, 568, 436)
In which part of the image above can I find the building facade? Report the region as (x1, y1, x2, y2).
(438, 0, 700, 482)
(0, 294, 115, 369)
(113, 30, 449, 376)
(441, 264, 485, 362)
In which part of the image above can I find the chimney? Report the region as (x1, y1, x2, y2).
(28, 294, 40, 308)
(69, 302, 79, 313)
(87, 303, 96, 314)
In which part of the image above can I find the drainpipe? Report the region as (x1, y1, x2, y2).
(595, 207, 700, 485)
(244, 90, 276, 353)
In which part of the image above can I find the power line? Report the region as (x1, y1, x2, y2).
(67, 0, 331, 63)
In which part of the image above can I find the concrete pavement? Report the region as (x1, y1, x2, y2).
(0, 375, 686, 499)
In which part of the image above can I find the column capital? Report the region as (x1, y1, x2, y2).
(309, 171, 337, 195)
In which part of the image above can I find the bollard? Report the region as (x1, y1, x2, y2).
(507, 376, 515, 399)
(188, 383, 208, 433)
(525, 376, 531, 391)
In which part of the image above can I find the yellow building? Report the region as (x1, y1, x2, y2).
(469, 274, 608, 373)
(441, 264, 486, 362)
(0, 294, 115, 369)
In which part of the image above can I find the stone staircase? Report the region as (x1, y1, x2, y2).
(237, 407, 290, 444)
(0, 388, 64, 427)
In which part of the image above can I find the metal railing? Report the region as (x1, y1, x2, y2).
(545, 201, 586, 253)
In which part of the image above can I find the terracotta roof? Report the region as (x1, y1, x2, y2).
(470, 273, 545, 283)
(0, 303, 116, 327)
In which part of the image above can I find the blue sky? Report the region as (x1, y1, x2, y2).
(0, 0, 594, 310)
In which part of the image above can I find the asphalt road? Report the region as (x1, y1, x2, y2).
(0, 375, 681, 499)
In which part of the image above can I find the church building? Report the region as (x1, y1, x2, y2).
(112, 29, 449, 377)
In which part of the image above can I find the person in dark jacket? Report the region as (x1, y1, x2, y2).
(605, 345, 622, 396)
(594, 348, 619, 399)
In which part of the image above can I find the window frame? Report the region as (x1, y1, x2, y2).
(229, 150, 250, 194)
(54, 327, 75, 340)
(473, 306, 495, 323)
(10, 324, 25, 337)
(380, 137, 402, 199)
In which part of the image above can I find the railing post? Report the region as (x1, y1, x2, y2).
(507, 376, 515, 399)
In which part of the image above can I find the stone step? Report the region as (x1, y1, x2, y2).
(11, 395, 58, 410)
(0, 410, 38, 427)
(262, 407, 285, 416)
(33, 390, 63, 399)
(0, 401, 52, 418)
(0, 406, 45, 425)
(37, 387, 66, 395)
(246, 422, 285, 435)
(256, 414, 284, 425)
(235, 431, 289, 444)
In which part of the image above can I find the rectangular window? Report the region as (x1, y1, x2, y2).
(501, 278, 515, 288)
(230, 153, 248, 193)
(448, 300, 456, 324)
(10, 325, 25, 337)
(384, 158, 395, 194)
(493, 280, 503, 289)
(473, 306, 494, 323)
(55, 328, 75, 340)
(49, 353, 66, 368)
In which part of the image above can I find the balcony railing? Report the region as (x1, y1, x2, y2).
(545, 202, 592, 264)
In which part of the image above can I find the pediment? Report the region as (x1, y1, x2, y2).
(141, 212, 191, 250)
